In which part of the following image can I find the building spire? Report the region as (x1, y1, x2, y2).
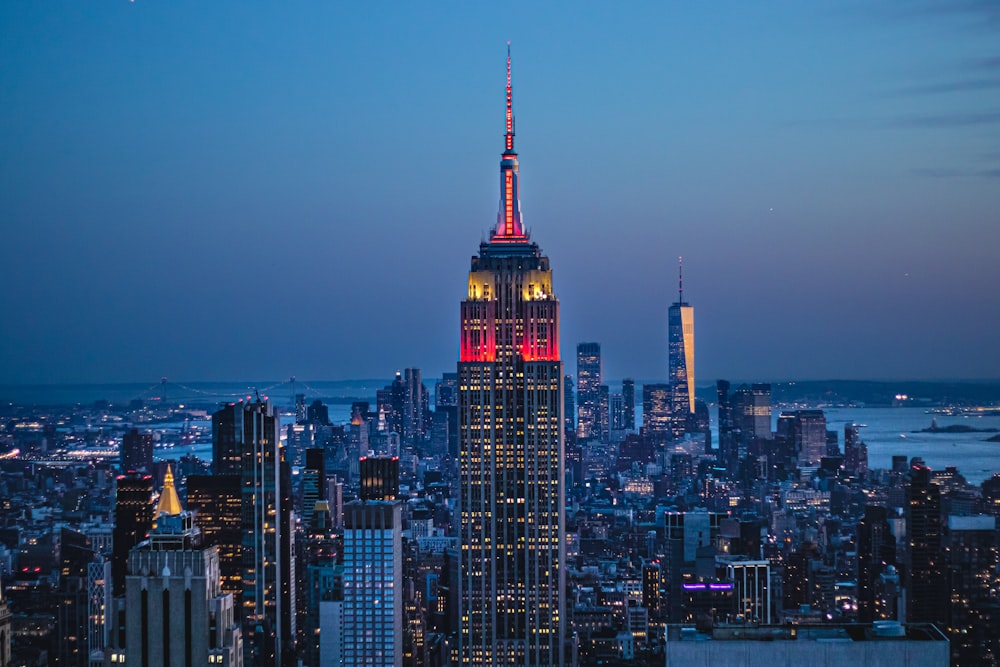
(678, 256, 683, 304)
(505, 41, 514, 152)
(493, 43, 526, 240)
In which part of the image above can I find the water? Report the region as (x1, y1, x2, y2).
(147, 406, 999, 486)
(820, 407, 1000, 485)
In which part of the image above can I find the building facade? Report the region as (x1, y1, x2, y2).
(212, 398, 295, 667)
(124, 501, 242, 667)
(458, 48, 565, 665)
(667, 259, 694, 437)
(576, 343, 602, 440)
(342, 501, 403, 667)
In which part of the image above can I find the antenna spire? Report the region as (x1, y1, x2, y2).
(493, 43, 525, 239)
(505, 41, 514, 152)
(678, 256, 683, 304)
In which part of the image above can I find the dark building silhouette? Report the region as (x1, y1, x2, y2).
(577, 343, 602, 439)
(945, 514, 1000, 667)
(856, 505, 896, 622)
(112, 473, 153, 597)
(622, 378, 635, 431)
(435, 373, 459, 457)
(55, 528, 93, 667)
(563, 374, 575, 436)
(377, 373, 406, 438)
(186, 474, 243, 603)
(642, 383, 672, 442)
(120, 428, 153, 474)
(359, 456, 400, 501)
(731, 383, 771, 442)
(213, 398, 295, 666)
(844, 422, 868, 477)
(597, 384, 610, 444)
(306, 399, 329, 426)
(905, 464, 945, 625)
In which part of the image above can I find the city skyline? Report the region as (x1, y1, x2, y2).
(3, 2, 1000, 385)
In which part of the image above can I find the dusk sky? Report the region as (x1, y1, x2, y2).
(2, 2, 999, 386)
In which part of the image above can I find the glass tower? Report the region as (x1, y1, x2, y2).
(458, 47, 565, 666)
(668, 258, 694, 437)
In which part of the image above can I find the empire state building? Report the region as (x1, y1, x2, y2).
(458, 48, 566, 666)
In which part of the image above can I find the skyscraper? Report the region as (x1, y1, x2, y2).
(856, 505, 896, 623)
(667, 258, 694, 437)
(563, 374, 575, 437)
(124, 480, 242, 667)
(458, 47, 565, 665)
(341, 457, 403, 667)
(844, 422, 869, 477)
(905, 464, 945, 625)
(112, 473, 153, 597)
(641, 383, 672, 442)
(402, 368, 429, 447)
(731, 383, 771, 442)
(213, 398, 295, 667)
(187, 473, 243, 602)
(621, 378, 636, 432)
(790, 409, 827, 468)
(576, 343, 601, 439)
(945, 514, 1000, 666)
(120, 428, 153, 474)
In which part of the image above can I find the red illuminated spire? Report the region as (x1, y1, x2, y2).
(505, 42, 514, 152)
(494, 43, 526, 240)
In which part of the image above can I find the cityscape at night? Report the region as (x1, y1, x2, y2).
(2, 3, 999, 667)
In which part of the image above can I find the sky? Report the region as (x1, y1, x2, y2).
(2, 1, 999, 386)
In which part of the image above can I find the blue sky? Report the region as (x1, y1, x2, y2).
(2, 1, 998, 384)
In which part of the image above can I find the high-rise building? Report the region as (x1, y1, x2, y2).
(458, 48, 565, 665)
(576, 343, 602, 439)
(402, 368, 429, 447)
(436, 373, 460, 457)
(377, 373, 406, 437)
(123, 480, 242, 667)
(187, 474, 243, 602)
(944, 514, 1000, 667)
(844, 422, 869, 476)
(112, 473, 153, 597)
(621, 378, 635, 432)
(359, 455, 400, 501)
(610, 393, 625, 432)
(790, 409, 827, 468)
(56, 527, 93, 667)
(668, 258, 694, 437)
(87, 555, 112, 666)
(563, 375, 575, 437)
(641, 383, 672, 442)
(856, 505, 896, 623)
(717, 380, 733, 459)
(905, 464, 945, 625)
(731, 383, 771, 442)
(120, 428, 153, 474)
(342, 457, 402, 667)
(597, 384, 610, 443)
(301, 448, 326, 529)
(726, 560, 772, 624)
(213, 398, 295, 667)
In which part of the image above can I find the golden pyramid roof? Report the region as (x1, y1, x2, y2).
(155, 464, 184, 518)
